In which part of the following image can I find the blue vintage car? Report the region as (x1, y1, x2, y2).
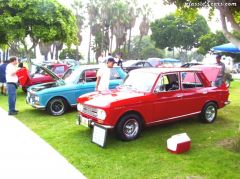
(26, 65, 127, 116)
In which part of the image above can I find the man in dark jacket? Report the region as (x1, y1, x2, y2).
(0, 60, 9, 95)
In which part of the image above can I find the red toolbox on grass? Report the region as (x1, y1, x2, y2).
(167, 133, 191, 154)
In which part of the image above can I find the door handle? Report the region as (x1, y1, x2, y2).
(177, 94, 183, 98)
(202, 91, 208, 94)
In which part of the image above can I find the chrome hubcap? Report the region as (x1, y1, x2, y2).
(205, 106, 216, 122)
(52, 100, 64, 113)
(123, 118, 139, 138)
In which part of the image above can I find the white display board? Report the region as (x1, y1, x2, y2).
(92, 124, 107, 147)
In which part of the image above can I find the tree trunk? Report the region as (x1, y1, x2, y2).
(88, 25, 92, 64)
(76, 45, 80, 61)
(128, 28, 132, 58)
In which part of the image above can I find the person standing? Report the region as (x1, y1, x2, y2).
(116, 53, 123, 68)
(215, 54, 225, 86)
(98, 52, 105, 64)
(0, 60, 9, 95)
(96, 57, 115, 91)
(6, 56, 19, 115)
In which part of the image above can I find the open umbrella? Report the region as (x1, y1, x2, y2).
(211, 43, 240, 53)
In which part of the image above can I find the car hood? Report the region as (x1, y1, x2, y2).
(77, 89, 145, 108)
(32, 63, 64, 82)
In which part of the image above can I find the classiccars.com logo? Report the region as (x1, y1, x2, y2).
(185, 1, 237, 7)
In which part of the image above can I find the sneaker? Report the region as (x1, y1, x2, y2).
(8, 111, 18, 115)
(13, 110, 19, 113)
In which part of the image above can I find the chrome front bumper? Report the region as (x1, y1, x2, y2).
(77, 115, 114, 129)
(224, 101, 231, 105)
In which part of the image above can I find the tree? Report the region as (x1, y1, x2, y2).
(59, 48, 82, 60)
(164, 0, 240, 48)
(129, 36, 165, 60)
(71, 0, 85, 61)
(0, 0, 78, 67)
(151, 13, 210, 53)
(198, 31, 228, 55)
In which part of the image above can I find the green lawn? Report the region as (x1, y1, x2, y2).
(0, 82, 240, 179)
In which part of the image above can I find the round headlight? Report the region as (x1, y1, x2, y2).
(97, 109, 106, 120)
(35, 96, 40, 102)
(77, 104, 84, 112)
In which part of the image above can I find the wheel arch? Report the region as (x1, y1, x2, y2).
(203, 100, 219, 110)
(115, 110, 145, 128)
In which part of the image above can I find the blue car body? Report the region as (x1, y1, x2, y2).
(26, 65, 127, 115)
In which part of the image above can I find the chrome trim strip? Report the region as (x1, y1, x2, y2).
(148, 111, 201, 124)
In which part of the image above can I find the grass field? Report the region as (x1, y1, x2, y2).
(0, 82, 240, 179)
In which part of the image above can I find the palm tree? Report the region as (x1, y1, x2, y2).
(71, 0, 84, 61)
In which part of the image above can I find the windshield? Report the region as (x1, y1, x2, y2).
(121, 71, 158, 92)
(62, 68, 80, 84)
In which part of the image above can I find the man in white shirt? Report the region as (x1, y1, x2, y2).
(6, 56, 19, 115)
(96, 57, 115, 91)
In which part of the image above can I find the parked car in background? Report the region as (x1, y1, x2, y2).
(77, 67, 230, 141)
(26, 65, 127, 116)
(181, 62, 203, 68)
(146, 58, 181, 67)
(17, 63, 69, 92)
(146, 57, 162, 67)
(122, 60, 152, 73)
(61, 59, 80, 66)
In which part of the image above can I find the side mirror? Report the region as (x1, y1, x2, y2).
(153, 88, 161, 94)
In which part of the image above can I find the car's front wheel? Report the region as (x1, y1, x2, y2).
(116, 113, 142, 141)
(200, 102, 217, 123)
(47, 97, 68, 116)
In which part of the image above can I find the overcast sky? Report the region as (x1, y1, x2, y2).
(57, 0, 222, 59)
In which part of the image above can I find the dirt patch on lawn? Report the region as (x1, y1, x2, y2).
(217, 137, 240, 152)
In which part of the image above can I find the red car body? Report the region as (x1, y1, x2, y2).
(17, 64, 69, 91)
(77, 67, 230, 141)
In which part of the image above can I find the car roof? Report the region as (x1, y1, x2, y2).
(132, 67, 201, 74)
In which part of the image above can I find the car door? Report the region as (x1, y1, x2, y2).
(109, 68, 124, 89)
(180, 71, 207, 115)
(74, 69, 97, 101)
(150, 72, 184, 123)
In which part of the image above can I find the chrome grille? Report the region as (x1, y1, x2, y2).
(27, 92, 37, 103)
(82, 105, 98, 118)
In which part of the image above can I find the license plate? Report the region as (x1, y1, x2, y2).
(81, 116, 90, 127)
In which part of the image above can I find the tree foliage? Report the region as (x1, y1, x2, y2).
(129, 36, 165, 60)
(59, 48, 83, 60)
(151, 13, 210, 51)
(164, 0, 240, 48)
(0, 0, 78, 60)
(198, 31, 228, 55)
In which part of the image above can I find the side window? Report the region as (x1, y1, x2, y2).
(81, 69, 97, 82)
(154, 73, 179, 92)
(144, 62, 151, 67)
(54, 66, 65, 74)
(110, 68, 121, 80)
(181, 72, 203, 89)
(135, 62, 144, 67)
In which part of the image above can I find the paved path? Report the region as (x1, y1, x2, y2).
(0, 107, 86, 179)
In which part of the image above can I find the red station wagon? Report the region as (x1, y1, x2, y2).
(17, 63, 69, 92)
(77, 67, 230, 141)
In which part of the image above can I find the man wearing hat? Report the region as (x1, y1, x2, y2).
(96, 57, 115, 91)
(215, 54, 225, 86)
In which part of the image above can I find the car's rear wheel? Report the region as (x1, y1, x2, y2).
(116, 113, 142, 141)
(47, 97, 68, 116)
(200, 102, 217, 123)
